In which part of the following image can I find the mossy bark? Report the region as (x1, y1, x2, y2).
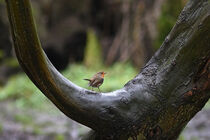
(5, 0, 210, 139)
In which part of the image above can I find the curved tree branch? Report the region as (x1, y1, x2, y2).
(5, 0, 210, 139)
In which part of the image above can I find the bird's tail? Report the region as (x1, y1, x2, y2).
(83, 79, 91, 82)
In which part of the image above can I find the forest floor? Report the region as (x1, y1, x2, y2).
(0, 100, 90, 140)
(0, 100, 210, 140)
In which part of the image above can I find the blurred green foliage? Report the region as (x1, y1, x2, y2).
(15, 114, 33, 125)
(33, 126, 43, 135)
(0, 123, 2, 133)
(4, 58, 19, 67)
(84, 29, 102, 67)
(0, 61, 209, 110)
(54, 134, 65, 140)
(154, 0, 184, 49)
(178, 135, 185, 140)
(0, 73, 47, 109)
(15, 113, 43, 135)
(63, 62, 138, 92)
(204, 100, 210, 109)
(0, 50, 3, 59)
(0, 62, 138, 109)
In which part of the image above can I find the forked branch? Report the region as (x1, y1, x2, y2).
(5, 0, 210, 139)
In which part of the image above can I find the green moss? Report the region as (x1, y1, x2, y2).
(84, 29, 102, 68)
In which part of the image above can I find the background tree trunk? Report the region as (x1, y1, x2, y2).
(5, 0, 210, 139)
(103, 0, 165, 67)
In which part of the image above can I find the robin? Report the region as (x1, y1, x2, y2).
(84, 71, 106, 92)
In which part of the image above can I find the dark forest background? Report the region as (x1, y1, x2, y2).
(0, 0, 210, 140)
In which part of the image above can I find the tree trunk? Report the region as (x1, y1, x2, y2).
(5, 0, 210, 139)
(104, 0, 165, 67)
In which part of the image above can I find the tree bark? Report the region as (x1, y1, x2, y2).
(5, 0, 210, 139)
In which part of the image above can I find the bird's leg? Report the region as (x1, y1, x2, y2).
(98, 87, 101, 92)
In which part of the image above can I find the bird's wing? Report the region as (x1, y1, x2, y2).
(89, 79, 96, 86)
(91, 78, 104, 87)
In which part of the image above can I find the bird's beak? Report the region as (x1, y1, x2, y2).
(104, 72, 107, 75)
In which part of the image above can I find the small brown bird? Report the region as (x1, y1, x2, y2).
(84, 71, 106, 92)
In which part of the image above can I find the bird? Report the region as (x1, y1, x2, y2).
(84, 71, 106, 92)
